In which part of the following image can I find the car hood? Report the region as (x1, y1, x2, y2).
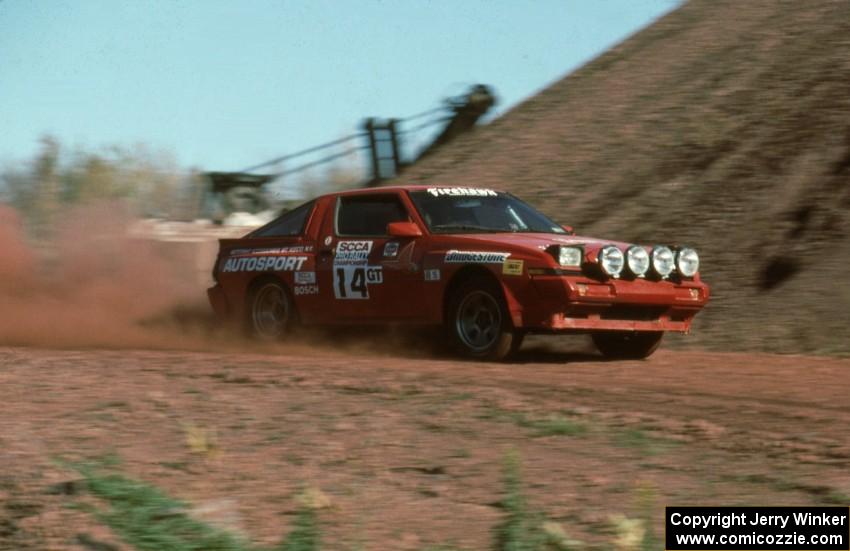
(443, 232, 633, 257)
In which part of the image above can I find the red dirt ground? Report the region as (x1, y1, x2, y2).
(2, 343, 848, 550)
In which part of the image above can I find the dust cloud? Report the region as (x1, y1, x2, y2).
(0, 202, 428, 358)
(0, 202, 219, 350)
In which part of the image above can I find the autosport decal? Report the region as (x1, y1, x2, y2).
(426, 187, 497, 197)
(335, 240, 373, 265)
(444, 250, 510, 264)
(221, 256, 307, 273)
(424, 269, 441, 281)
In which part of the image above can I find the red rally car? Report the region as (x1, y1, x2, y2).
(207, 185, 709, 360)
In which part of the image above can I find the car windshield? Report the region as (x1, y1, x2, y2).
(409, 189, 567, 234)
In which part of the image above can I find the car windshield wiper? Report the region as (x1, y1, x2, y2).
(430, 224, 507, 233)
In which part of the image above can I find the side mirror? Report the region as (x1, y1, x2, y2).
(561, 225, 575, 235)
(387, 221, 423, 237)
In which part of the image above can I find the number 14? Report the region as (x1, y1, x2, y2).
(334, 266, 368, 299)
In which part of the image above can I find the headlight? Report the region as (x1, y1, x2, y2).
(557, 246, 582, 268)
(651, 246, 675, 277)
(598, 245, 624, 277)
(625, 246, 649, 277)
(676, 247, 699, 277)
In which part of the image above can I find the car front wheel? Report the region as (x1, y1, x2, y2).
(591, 331, 663, 359)
(247, 280, 294, 340)
(447, 279, 518, 361)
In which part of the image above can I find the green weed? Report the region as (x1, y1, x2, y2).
(73, 461, 321, 551)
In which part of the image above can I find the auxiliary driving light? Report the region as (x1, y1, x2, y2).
(598, 245, 624, 277)
(651, 246, 675, 278)
(625, 246, 650, 277)
(676, 247, 700, 277)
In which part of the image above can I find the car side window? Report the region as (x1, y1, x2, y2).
(336, 194, 409, 236)
(250, 200, 315, 237)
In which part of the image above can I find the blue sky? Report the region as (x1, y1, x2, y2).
(0, 0, 679, 172)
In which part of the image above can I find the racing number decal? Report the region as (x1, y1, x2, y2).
(333, 241, 383, 300)
(334, 266, 383, 299)
(335, 266, 367, 299)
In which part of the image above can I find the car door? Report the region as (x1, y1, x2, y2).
(318, 192, 424, 322)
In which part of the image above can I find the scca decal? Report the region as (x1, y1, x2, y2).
(221, 256, 307, 273)
(444, 250, 510, 264)
(335, 240, 373, 265)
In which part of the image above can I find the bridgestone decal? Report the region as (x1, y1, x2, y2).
(444, 250, 510, 264)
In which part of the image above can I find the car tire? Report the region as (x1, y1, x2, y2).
(447, 278, 518, 361)
(591, 331, 663, 359)
(246, 279, 295, 340)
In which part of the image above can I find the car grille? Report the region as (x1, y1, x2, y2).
(599, 305, 667, 321)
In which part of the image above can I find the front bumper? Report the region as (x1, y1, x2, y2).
(528, 275, 709, 333)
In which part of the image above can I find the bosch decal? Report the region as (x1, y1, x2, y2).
(294, 285, 319, 296)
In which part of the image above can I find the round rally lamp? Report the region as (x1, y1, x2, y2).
(676, 247, 700, 277)
(651, 246, 675, 278)
(625, 246, 650, 277)
(598, 245, 624, 277)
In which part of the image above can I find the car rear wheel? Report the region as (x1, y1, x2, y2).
(591, 331, 663, 359)
(447, 279, 518, 361)
(248, 280, 294, 340)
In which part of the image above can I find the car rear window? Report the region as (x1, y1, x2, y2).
(250, 200, 315, 237)
(336, 194, 409, 236)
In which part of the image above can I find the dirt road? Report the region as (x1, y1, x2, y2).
(1, 344, 848, 550)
